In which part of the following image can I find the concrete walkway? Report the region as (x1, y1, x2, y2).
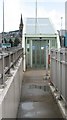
(17, 70, 63, 118)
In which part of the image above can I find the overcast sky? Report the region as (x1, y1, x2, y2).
(0, 0, 66, 32)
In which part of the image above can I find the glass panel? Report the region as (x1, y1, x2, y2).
(32, 40, 48, 68)
(32, 42, 36, 65)
(32, 49, 35, 64)
(37, 49, 40, 64)
(27, 48, 29, 52)
(41, 47, 44, 65)
(26, 18, 55, 34)
(27, 39, 29, 44)
(35, 40, 42, 67)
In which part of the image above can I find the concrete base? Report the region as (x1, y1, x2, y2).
(0, 58, 23, 119)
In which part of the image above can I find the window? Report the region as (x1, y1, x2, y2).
(27, 40, 29, 44)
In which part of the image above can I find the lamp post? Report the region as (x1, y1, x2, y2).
(35, 0, 37, 34)
(61, 17, 63, 30)
(2, 0, 5, 85)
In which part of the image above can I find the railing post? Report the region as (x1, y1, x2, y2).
(46, 46, 48, 76)
(2, 52, 5, 86)
(0, 47, 23, 86)
(8, 53, 11, 74)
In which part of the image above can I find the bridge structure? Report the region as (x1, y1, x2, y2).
(0, 0, 67, 118)
(0, 47, 23, 119)
(22, 18, 60, 71)
(0, 45, 67, 119)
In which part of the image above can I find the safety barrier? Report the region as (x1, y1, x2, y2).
(0, 47, 23, 119)
(50, 48, 67, 104)
(0, 47, 23, 85)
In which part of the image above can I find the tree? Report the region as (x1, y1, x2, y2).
(2, 38, 7, 43)
(9, 38, 13, 47)
(14, 37, 20, 46)
(4, 38, 7, 43)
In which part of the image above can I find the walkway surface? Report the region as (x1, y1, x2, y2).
(17, 70, 63, 118)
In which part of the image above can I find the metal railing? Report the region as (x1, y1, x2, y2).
(0, 47, 23, 86)
(50, 48, 67, 104)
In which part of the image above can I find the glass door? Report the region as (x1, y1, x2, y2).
(41, 40, 48, 68)
(32, 40, 48, 68)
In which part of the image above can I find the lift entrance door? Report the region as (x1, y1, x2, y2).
(32, 40, 48, 68)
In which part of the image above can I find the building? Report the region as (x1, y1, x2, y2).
(19, 14, 24, 44)
(0, 33, 2, 43)
(0, 14, 23, 46)
(58, 29, 66, 47)
(23, 18, 60, 70)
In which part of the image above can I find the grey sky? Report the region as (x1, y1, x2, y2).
(0, 0, 65, 32)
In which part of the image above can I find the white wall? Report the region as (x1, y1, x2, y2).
(0, 58, 23, 119)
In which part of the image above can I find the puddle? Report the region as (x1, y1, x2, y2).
(29, 85, 50, 92)
(21, 102, 34, 110)
(24, 112, 35, 117)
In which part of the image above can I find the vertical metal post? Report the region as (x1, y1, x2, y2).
(2, 0, 5, 85)
(23, 37, 26, 71)
(2, 0, 4, 44)
(25, 38, 27, 68)
(61, 17, 63, 30)
(46, 46, 48, 76)
(30, 40, 32, 68)
(8, 53, 11, 74)
(49, 40, 50, 55)
(2, 54, 5, 84)
(35, 0, 37, 34)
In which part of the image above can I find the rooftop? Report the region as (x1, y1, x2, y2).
(25, 18, 56, 35)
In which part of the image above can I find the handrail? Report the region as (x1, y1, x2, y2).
(0, 47, 23, 86)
